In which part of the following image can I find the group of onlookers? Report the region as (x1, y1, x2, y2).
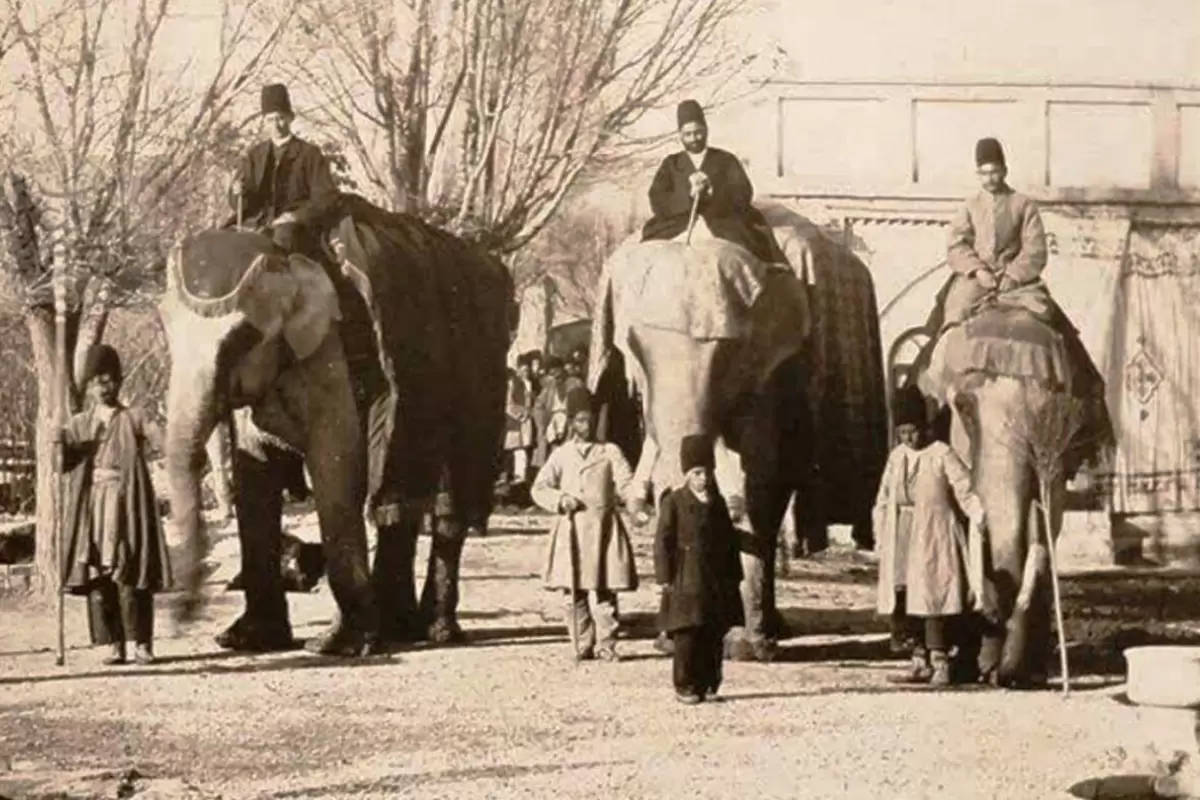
(503, 346, 589, 493)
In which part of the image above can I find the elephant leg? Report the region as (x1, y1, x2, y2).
(215, 443, 295, 652)
(419, 515, 467, 644)
(373, 505, 424, 644)
(999, 500, 1055, 688)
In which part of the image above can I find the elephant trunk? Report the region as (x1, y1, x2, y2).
(164, 359, 221, 623)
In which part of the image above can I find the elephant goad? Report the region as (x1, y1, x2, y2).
(588, 202, 889, 660)
(916, 296, 1112, 688)
(160, 194, 516, 656)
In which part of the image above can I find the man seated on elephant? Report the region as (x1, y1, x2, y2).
(641, 100, 788, 267)
(228, 83, 340, 261)
(918, 137, 1110, 467)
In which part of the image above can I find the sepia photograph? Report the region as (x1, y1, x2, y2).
(1, 0, 1199, 796)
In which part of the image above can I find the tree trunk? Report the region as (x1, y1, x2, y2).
(26, 307, 79, 597)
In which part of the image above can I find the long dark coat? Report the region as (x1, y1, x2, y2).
(641, 148, 786, 265)
(227, 136, 340, 255)
(60, 406, 173, 595)
(654, 486, 744, 633)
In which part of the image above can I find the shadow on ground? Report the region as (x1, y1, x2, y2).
(270, 760, 636, 798)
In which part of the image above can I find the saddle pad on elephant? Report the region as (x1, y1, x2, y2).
(174, 230, 285, 314)
(931, 306, 1070, 394)
(602, 237, 783, 343)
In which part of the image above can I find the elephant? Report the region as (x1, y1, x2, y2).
(919, 302, 1112, 687)
(588, 202, 889, 660)
(161, 193, 516, 655)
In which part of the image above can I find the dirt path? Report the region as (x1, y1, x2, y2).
(0, 516, 1192, 799)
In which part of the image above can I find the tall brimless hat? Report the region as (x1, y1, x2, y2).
(676, 99, 706, 129)
(81, 344, 122, 386)
(261, 83, 294, 116)
(975, 137, 1006, 168)
(890, 385, 928, 429)
(566, 386, 592, 418)
(680, 433, 715, 473)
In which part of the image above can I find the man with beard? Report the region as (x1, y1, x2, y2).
(641, 99, 787, 266)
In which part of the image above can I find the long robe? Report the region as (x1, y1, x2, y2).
(873, 441, 987, 617)
(937, 186, 1050, 329)
(532, 439, 638, 592)
(641, 148, 787, 265)
(60, 405, 173, 595)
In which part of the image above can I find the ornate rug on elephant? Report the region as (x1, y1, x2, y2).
(927, 306, 1072, 397)
(324, 194, 514, 521)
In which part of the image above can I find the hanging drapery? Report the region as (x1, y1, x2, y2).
(1102, 222, 1200, 514)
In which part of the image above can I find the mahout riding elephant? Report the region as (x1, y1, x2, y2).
(918, 302, 1112, 687)
(161, 193, 516, 655)
(588, 202, 888, 661)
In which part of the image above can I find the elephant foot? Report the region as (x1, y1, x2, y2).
(379, 618, 427, 645)
(215, 615, 296, 653)
(426, 616, 466, 645)
(304, 622, 383, 657)
(724, 628, 776, 662)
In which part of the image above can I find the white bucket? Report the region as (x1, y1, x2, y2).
(1126, 646, 1200, 709)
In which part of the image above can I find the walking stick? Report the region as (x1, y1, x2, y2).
(52, 240, 68, 667)
(1038, 498, 1071, 697)
(684, 191, 701, 246)
(566, 510, 581, 663)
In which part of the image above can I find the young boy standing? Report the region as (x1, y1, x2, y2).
(655, 434, 744, 704)
(532, 386, 638, 662)
(874, 385, 988, 686)
(59, 344, 173, 665)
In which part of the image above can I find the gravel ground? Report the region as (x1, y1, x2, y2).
(0, 514, 1196, 800)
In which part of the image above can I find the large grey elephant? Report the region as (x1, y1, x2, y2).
(589, 203, 889, 660)
(161, 195, 516, 655)
(921, 304, 1112, 687)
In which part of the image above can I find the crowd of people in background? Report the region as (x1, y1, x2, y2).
(502, 345, 589, 505)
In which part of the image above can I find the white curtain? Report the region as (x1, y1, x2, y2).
(1103, 222, 1200, 514)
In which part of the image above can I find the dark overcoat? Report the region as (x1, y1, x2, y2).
(641, 147, 786, 264)
(654, 486, 744, 633)
(227, 136, 340, 255)
(60, 406, 173, 595)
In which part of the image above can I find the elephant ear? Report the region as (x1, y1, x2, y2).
(238, 254, 342, 362)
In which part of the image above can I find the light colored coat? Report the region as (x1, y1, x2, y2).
(532, 439, 639, 592)
(942, 186, 1050, 328)
(873, 441, 986, 617)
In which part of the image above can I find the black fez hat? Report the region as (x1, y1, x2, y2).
(81, 344, 122, 386)
(891, 385, 928, 429)
(975, 137, 1006, 169)
(680, 434, 715, 473)
(566, 386, 592, 419)
(676, 99, 706, 129)
(261, 83, 294, 117)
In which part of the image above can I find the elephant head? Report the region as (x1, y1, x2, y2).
(939, 306, 1111, 687)
(158, 229, 349, 619)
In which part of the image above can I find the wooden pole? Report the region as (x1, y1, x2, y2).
(1038, 493, 1071, 697)
(684, 193, 701, 246)
(52, 236, 68, 667)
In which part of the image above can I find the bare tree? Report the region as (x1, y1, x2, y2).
(0, 0, 294, 594)
(512, 195, 640, 318)
(286, 0, 779, 254)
